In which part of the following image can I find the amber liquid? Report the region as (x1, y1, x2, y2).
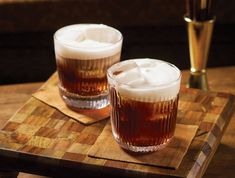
(56, 52, 120, 96)
(110, 88, 179, 147)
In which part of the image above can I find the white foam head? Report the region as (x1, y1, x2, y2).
(54, 24, 123, 59)
(107, 58, 181, 102)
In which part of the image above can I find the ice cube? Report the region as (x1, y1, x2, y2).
(127, 78, 146, 87)
(115, 68, 140, 84)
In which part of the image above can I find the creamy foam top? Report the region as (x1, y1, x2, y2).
(54, 24, 122, 59)
(108, 59, 181, 101)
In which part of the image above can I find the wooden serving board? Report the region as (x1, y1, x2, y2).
(0, 76, 234, 178)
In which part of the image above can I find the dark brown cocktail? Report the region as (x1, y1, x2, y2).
(54, 24, 123, 109)
(107, 59, 181, 152)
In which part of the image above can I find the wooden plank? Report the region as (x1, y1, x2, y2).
(0, 82, 42, 129)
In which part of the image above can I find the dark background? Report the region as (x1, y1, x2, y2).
(0, 0, 234, 84)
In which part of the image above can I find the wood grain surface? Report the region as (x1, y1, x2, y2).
(0, 66, 234, 178)
(0, 83, 42, 130)
(0, 70, 234, 178)
(0, 82, 45, 178)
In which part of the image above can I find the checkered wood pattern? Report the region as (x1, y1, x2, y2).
(0, 80, 234, 178)
(0, 98, 106, 162)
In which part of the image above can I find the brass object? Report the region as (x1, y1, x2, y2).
(184, 16, 215, 90)
(188, 71, 209, 91)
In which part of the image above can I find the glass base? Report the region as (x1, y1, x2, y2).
(114, 137, 172, 152)
(59, 86, 109, 109)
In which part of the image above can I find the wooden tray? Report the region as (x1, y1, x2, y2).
(0, 75, 234, 178)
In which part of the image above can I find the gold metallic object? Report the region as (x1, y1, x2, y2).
(188, 72, 209, 91)
(184, 16, 215, 90)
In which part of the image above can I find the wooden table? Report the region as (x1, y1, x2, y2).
(0, 66, 235, 178)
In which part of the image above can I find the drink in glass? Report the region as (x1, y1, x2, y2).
(107, 58, 181, 152)
(54, 24, 123, 109)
